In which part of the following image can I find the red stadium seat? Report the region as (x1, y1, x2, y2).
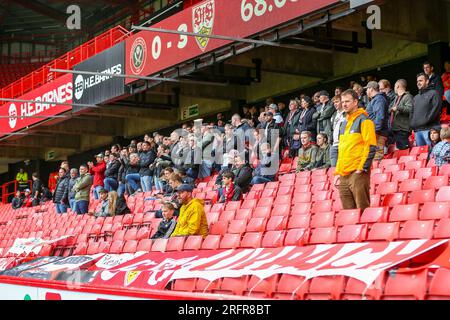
(266, 182, 279, 189)
(377, 182, 398, 195)
(372, 173, 392, 185)
(419, 202, 450, 220)
(311, 190, 331, 201)
(196, 278, 222, 293)
(235, 208, 253, 220)
(245, 275, 278, 298)
(216, 276, 248, 296)
(166, 237, 186, 251)
(410, 145, 429, 155)
(384, 164, 404, 173)
(440, 163, 450, 176)
(227, 220, 246, 234)
(405, 160, 426, 171)
(252, 206, 271, 218)
(415, 167, 437, 180)
(136, 227, 150, 240)
(219, 233, 241, 249)
(150, 238, 168, 252)
(225, 201, 241, 211)
(309, 227, 337, 244)
(389, 203, 419, 222)
(206, 211, 220, 225)
(392, 149, 410, 159)
(271, 204, 291, 217)
(337, 224, 367, 243)
(335, 209, 361, 226)
(342, 274, 385, 300)
(398, 179, 422, 192)
(436, 186, 450, 202)
(183, 236, 203, 250)
(122, 214, 134, 227)
(124, 228, 138, 241)
(284, 228, 309, 246)
(367, 222, 400, 241)
(122, 240, 138, 253)
(292, 192, 312, 203)
(274, 195, 292, 206)
(273, 274, 309, 300)
(219, 210, 236, 222)
(241, 199, 257, 210)
(310, 212, 335, 228)
(87, 242, 100, 255)
(380, 158, 397, 169)
(257, 197, 274, 208)
(201, 235, 221, 250)
(305, 276, 345, 300)
(423, 175, 448, 190)
(109, 240, 124, 254)
(399, 220, 434, 240)
(262, 231, 286, 248)
(382, 192, 407, 207)
(398, 155, 416, 165)
(408, 189, 436, 204)
(210, 221, 228, 235)
(172, 279, 196, 292)
(360, 207, 389, 224)
(433, 219, 450, 239)
(277, 186, 294, 196)
(266, 216, 287, 231)
(136, 239, 152, 252)
(382, 270, 427, 300)
(246, 218, 267, 232)
(112, 230, 126, 242)
(261, 188, 276, 198)
(427, 268, 450, 300)
(288, 214, 310, 229)
(210, 203, 225, 213)
(311, 200, 333, 214)
(240, 232, 263, 248)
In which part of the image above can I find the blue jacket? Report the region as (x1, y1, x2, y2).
(366, 93, 389, 137)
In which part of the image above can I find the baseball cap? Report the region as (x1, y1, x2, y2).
(24, 189, 30, 193)
(364, 81, 379, 90)
(176, 184, 194, 192)
(95, 153, 104, 158)
(319, 90, 330, 97)
(266, 111, 274, 117)
(269, 103, 279, 112)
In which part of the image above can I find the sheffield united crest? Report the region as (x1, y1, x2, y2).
(130, 37, 147, 75)
(192, 0, 215, 52)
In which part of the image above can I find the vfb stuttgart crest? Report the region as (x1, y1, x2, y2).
(192, 0, 215, 52)
(130, 37, 147, 75)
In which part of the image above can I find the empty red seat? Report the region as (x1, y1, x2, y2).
(166, 237, 186, 251)
(284, 228, 309, 246)
(172, 279, 196, 292)
(337, 224, 367, 243)
(262, 231, 286, 248)
(124, 228, 138, 241)
(427, 268, 450, 300)
(274, 195, 292, 206)
(311, 190, 331, 201)
(382, 270, 427, 300)
(246, 218, 267, 232)
(183, 236, 203, 250)
(210, 203, 225, 213)
(436, 186, 450, 202)
(261, 188, 276, 198)
(415, 167, 437, 180)
(361, 207, 389, 224)
(227, 220, 246, 234)
(266, 181, 279, 189)
(241, 199, 257, 210)
(433, 218, 450, 239)
(277, 186, 294, 196)
(271, 204, 291, 217)
(440, 163, 450, 176)
(380, 158, 397, 169)
(136, 239, 152, 252)
(235, 208, 253, 220)
(288, 214, 310, 229)
(225, 201, 241, 211)
(206, 211, 220, 225)
(310, 212, 335, 228)
(219, 233, 241, 249)
(240, 232, 263, 248)
(122, 214, 134, 227)
(257, 197, 274, 208)
(342, 274, 384, 300)
(382, 192, 407, 207)
(311, 200, 333, 214)
(423, 175, 448, 190)
(384, 164, 404, 173)
(201, 235, 221, 250)
(216, 276, 248, 296)
(273, 274, 309, 300)
(122, 240, 138, 253)
(405, 160, 426, 171)
(309, 227, 337, 244)
(210, 221, 228, 235)
(291, 202, 312, 215)
(136, 227, 150, 240)
(367, 222, 400, 241)
(410, 145, 429, 155)
(252, 206, 271, 218)
(87, 242, 100, 255)
(335, 209, 361, 226)
(377, 182, 398, 195)
(305, 276, 345, 300)
(151, 238, 168, 252)
(219, 210, 236, 222)
(372, 173, 392, 185)
(399, 179, 422, 192)
(109, 240, 124, 254)
(399, 220, 434, 240)
(112, 230, 126, 241)
(398, 155, 416, 165)
(266, 216, 287, 231)
(408, 189, 436, 204)
(389, 203, 419, 222)
(245, 275, 278, 298)
(419, 202, 450, 220)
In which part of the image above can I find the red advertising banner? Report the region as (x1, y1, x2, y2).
(0, 73, 73, 135)
(125, 0, 340, 84)
(91, 240, 448, 291)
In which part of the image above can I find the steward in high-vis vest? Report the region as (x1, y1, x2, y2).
(335, 89, 377, 211)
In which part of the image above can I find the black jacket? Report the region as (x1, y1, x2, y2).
(298, 107, 317, 136)
(12, 196, 24, 209)
(67, 176, 78, 200)
(126, 162, 140, 176)
(429, 73, 444, 97)
(283, 109, 301, 138)
(411, 86, 442, 131)
(53, 175, 69, 204)
(118, 157, 129, 183)
(138, 150, 157, 177)
(32, 179, 43, 199)
(390, 92, 413, 133)
(233, 164, 253, 193)
(105, 160, 121, 180)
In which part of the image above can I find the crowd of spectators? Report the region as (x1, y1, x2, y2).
(10, 60, 450, 240)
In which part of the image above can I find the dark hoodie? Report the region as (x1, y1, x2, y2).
(411, 84, 442, 131)
(366, 92, 389, 137)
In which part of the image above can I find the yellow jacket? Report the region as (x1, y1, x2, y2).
(171, 198, 209, 238)
(16, 172, 28, 184)
(335, 108, 377, 176)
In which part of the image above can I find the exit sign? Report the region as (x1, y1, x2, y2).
(181, 104, 200, 120)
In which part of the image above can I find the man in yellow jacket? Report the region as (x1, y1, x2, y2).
(335, 89, 377, 211)
(171, 184, 209, 238)
(16, 168, 29, 192)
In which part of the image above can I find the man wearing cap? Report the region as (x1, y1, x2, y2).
(268, 103, 284, 125)
(22, 189, 33, 208)
(365, 81, 389, 160)
(335, 89, 377, 211)
(263, 111, 281, 145)
(170, 184, 209, 237)
(88, 153, 106, 200)
(313, 91, 336, 144)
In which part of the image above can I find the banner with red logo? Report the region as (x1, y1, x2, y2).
(0, 73, 72, 135)
(125, 0, 340, 84)
(91, 240, 448, 291)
